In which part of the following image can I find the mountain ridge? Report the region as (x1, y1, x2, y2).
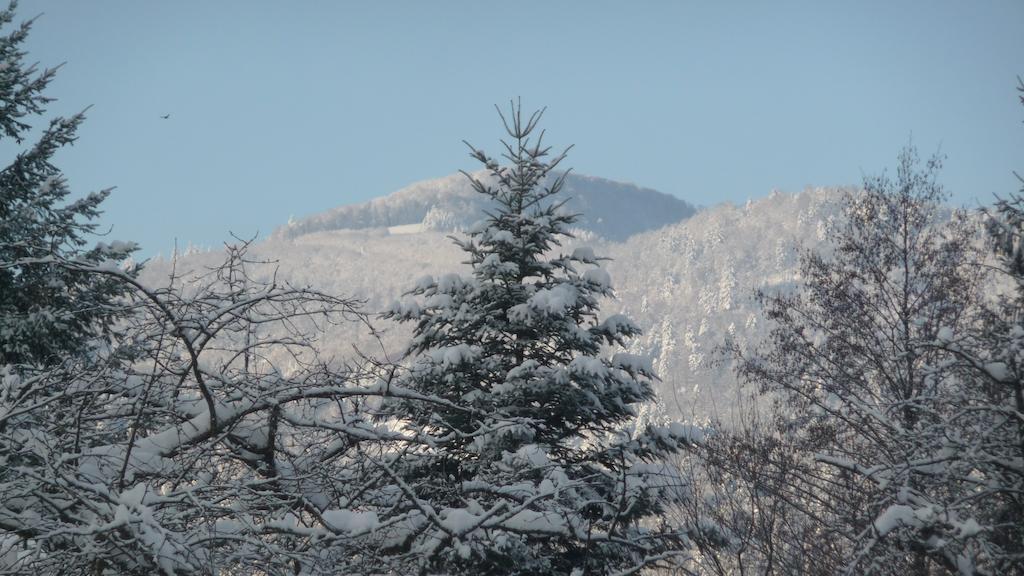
(145, 185, 857, 420)
(272, 170, 697, 242)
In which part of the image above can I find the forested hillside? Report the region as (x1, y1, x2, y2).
(2, 4, 1021, 574)
(143, 184, 847, 421)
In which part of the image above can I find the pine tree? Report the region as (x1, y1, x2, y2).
(0, 2, 135, 368)
(366, 103, 699, 575)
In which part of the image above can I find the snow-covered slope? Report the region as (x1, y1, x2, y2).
(273, 171, 696, 242)
(610, 188, 847, 419)
(144, 184, 850, 421)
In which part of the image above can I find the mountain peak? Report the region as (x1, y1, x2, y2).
(273, 171, 696, 242)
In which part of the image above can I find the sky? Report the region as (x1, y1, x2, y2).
(7, 1, 1023, 257)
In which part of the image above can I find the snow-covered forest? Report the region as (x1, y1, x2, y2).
(2, 5, 1023, 575)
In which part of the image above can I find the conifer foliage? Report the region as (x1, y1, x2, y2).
(370, 103, 700, 575)
(0, 3, 135, 367)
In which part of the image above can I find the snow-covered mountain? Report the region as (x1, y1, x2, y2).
(272, 171, 696, 242)
(144, 174, 850, 421)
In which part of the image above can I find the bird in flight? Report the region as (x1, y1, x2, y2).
(160, 114, 171, 119)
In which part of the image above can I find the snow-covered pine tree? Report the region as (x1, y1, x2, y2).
(369, 103, 700, 575)
(0, 2, 135, 367)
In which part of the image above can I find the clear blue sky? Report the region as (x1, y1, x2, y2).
(10, 0, 1024, 256)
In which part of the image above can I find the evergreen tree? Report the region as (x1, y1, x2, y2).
(366, 103, 700, 575)
(0, 2, 135, 367)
